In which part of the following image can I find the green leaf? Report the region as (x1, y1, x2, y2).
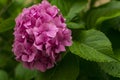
(70, 29, 115, 62)
(36, 53, 79, 80)
(0, 70, 8, 80)
(51, 0, 87, 17)
(67, 22, 85, 29)
(99, 49, 120, 78)
(0, 18, 15, 33)
(51, 0, 87, 30)
(66, 1, 87, 21)
(85, 1, 120, 28)
(51, 0, 71, 16)
(99, 62, 120, 78)
(65, 0, 87, 29)
(15, 64, 37, 80)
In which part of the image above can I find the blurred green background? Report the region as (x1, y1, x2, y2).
(0, 0, 120, 80)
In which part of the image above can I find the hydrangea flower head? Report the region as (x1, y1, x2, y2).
(12, 0, 72, 72)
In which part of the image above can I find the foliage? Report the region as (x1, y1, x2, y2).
(0, 0, 120, 80)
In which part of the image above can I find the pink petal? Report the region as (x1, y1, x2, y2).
(46, 23, 58, 37)
(28, 54, 36, 62)
(47, 6, 59, 17)
(22, 55, 28, 62)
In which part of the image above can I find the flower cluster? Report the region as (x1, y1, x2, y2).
(12, 0, 72, 72)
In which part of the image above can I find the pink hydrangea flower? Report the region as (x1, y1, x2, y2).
(12, 0, 72, 72)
